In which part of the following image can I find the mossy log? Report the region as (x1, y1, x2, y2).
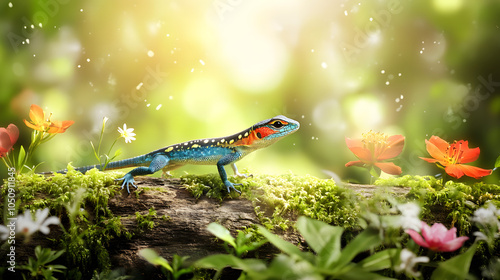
(103, 177, 407, 273)
(7, 172, 499, 279)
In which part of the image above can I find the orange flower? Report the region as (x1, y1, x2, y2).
(0, 124, 19, 158)
(24, 104, 74, 133)
(345, 131, 405, 175)
(420, 136, 492, 179)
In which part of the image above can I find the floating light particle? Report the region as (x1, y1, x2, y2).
(77, 65, 81, 68)
(398, 73, 402, 76)
(199, 59, 205, 66)
(31, 24, 35, 29)
(80, 8, 83, 12)
(26, 39, 30, 44)
(311, 49, 315, 53)
(191, 68, 194, 72)
(156, 104, 162, 110)
(86, 58, 90, 62)
(169, 96, 173, 100)
(385, 81, 390, 85)
(136, 82, 143, 90)
(321, 62, 328, 69)
(38, 23, 42, 28)
(147, 50, 155, 57)
(400, 94, 404, 99)
(344, 10, 348, 16)
(8, 2, 13, 8)
(166, 34, 170, 37)
(369, 17, 373, 21)
(146, 104, 151, 107)
(395, 98, 400, 103)
(381, 70, 385, 74)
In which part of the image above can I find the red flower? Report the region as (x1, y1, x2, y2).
(420, 136, 491, 179)
(0, 124, 19, 158)
(406, 221, 469, 252)
(345, 131, 405, 175)
(24, 104, 74, 133)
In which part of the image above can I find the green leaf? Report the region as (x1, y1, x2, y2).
(431, 243, 478, 280)
(296, 216, 344, 268)
(195, 254, 266, 272)
(330, 227, 382, 271)
(17, 145, 26, 167)
(296, 216, 344, 255)
(495, 155, 500, 168)
(207, 223, 236, 248)
(139, 248, 173, 272)
(257, 225, 312, 262)
(357, 248, 400, 272)
(335, 263, 398, 280)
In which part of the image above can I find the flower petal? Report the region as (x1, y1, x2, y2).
(6, 124, 19, 144)
(406, 228, 429, 248)
(419, 157, 439, 163)
(424, 137, 448, 164)
(374, 162, 402, 175)
(457, 142, 480, 164)
(0, 129, 13, 153)
(378, 135, 405, 160)
(439, 236, 469, 252)
(457, 164, 492, 179)
(29, 104, 46, 125)
(444, 165, 465, 179)
(345, 160, 365, 167)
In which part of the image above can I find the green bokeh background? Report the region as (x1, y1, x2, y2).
(1, 0, 499, 183)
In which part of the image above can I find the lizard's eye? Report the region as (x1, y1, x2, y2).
(271, 120, 284, 129)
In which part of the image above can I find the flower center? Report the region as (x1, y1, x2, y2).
(361, 131, 388, 156)
(445, 140, 464, 165)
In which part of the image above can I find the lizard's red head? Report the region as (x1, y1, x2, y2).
(235, 115, 300, 148)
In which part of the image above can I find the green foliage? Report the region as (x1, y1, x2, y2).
(139, 248, 192, 280)
(207, 223, 266, 257)
(431, 243, 478, 280)
(197, 217, 397, 280)
(376, 175, 500, 235)
(135, 207, 158, 232)
(0, 166, 131, 278)
(19, 246, 66, 280)
(182, 173, 245, 200)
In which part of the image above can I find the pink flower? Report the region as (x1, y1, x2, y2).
(0, 124, 19, 158)
(405, 221, 469, 252)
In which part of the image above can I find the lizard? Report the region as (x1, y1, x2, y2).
(61, 115, 300, 194)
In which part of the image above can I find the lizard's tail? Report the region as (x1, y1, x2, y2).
(43, 154, 149, 175)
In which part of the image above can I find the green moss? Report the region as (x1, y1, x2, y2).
(0, 166, 129, 278)
(135, 207, 158, 232)
(376, 175, 500, 235)
(181, 172, 360, 231)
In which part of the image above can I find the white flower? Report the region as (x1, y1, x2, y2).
(397, 249, 429, 278)
(397, 202, 422, 231)
(471, 203, 500, 228)
(17, 208, 60, 236)
(118, 124, 136, 143)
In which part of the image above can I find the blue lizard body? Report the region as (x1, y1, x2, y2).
(71, 115, 300, 193)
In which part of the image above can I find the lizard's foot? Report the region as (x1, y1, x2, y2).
(223, 180, 242, 194)
(115, 173, 138, 193)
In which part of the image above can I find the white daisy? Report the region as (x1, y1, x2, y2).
(118, 124, 136, 143)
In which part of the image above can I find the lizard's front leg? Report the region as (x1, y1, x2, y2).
(217, 153, 243, 194)
(115, 154, 169, 193)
